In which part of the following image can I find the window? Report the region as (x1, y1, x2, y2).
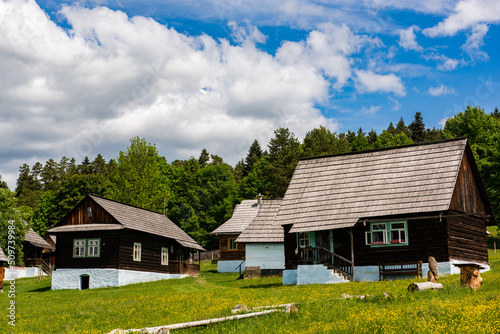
(365, 221, 408, 247)
(133, 243, 142, 261)
(87, 206, 92, 218)
(74, 239, 86, 257)
(73, 239, 100, 258)
(298, 232, 310, 248)
(161, 247, 169, 265)
(228, 238, 237, 250)
(87, 239, 100, 257)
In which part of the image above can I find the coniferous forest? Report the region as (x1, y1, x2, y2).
(1, 106, 499, 261)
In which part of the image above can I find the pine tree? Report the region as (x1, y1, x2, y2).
(396, 117, 409, 137)
(198, 149, 210, 168)
(409, 112, 426, 143)
(243, 140, 263, 177)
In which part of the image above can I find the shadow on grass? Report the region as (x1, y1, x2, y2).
(28, 286, 51, 293)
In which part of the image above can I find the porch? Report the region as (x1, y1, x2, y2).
(169, 261, 200, 277)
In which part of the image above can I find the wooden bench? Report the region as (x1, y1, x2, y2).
(379, 261, 422, 281)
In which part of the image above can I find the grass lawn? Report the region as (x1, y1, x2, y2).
(2, 251, 500, 333)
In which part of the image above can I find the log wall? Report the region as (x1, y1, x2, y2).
(218, 234, 245, 261)
(447, 211, 488, 264)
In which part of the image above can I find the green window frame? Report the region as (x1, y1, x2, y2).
(161, 247, 169, 265)
(365, 221, 408, 247)
(133, 243, 142, 261)
(73, 239, 87, 258)
(73, 238, 101, 258)
(228, 238, 237, 250)
(87, 239, 101, 257)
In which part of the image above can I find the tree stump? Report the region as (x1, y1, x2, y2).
(427, 256, 438, 283)
(453, 263, 484, 291)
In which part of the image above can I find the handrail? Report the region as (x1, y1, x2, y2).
(235, 260, 245, 278)
(298, 246, 353, 280)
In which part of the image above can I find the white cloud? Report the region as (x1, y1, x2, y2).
(461, 23, 489, 61)
(397, 25, 423, 51)
(423, 53, 461, 71)
(427, 84, 456, 96)
(360, 105, 381, 115)
(355, 70, 406, 96)
(0, 0, 348, 188)
(423, 0, 500, 37)
(387, 96, 401, 111)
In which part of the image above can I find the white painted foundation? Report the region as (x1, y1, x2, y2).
(51, 268, 188, 290)
(245, 243, 285, 269)
(217, 260, 245, 273)
(283, 259, 491, 285)
(4, 267, 44, 280)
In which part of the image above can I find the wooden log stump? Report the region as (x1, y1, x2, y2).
(453, 263, 484, 291)
(407, 282, 443, 292)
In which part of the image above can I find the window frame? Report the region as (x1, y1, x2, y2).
(365, 221, 408, 247)
(87, 206, 92, 218)
(73, 239, 87, 258)
(228, 238, 237, 250)
(298, 232, 310, 248)
(133, 242, 142, 262)
(87, 238, 101, 258)
(161, 247, 169, 265)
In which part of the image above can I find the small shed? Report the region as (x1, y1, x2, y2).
(210, 198, 260, 272)
(276, 138, 496, 285)
(236, 199, 284, 277)
(48, 194, 205, 290)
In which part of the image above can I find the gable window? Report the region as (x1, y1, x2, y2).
(73, 239, 100, 258)
(228, 238, 237, 250)
(87, 206, 92, 218)
(365, 221, 408, 247)
(298, 232, 310, 248)
(133, 243, 142, 261)
(161, 247, 169, 265)
(74, 239, 86, 257)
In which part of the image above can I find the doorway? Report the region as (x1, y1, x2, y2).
(80, 274, 90, 290)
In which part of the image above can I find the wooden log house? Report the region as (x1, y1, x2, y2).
(236, 199, 285, 277)
(274, 138, 496, 285)
(210, 198, 261, 272)
(48, 194, 205, 290)
(22, 227, 54, 276)
(0, 247, 7, 291)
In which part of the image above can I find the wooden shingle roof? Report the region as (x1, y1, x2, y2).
(236, 199, 284, 243)
(49, 195, 205, 251)
(275, 138, 478, 233)
(24, 228, 54, 250)
(210, 200, 259, 235)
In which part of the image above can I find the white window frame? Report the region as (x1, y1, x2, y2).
(161, 247, 169, 265)
(133, 243, 142, 262)
(365, 221, 408, 247)
(298, 232, 310, 248)
(87, 239, 100, 257)
(73, 239, 86, 258)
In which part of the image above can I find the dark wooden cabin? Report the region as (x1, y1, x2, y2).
(0, 247, 7, 290)
(275, 138, 496, 284)
(23, 227, 54, 275)
(48, 194, 205, 290)
(210, 198, 261, 272)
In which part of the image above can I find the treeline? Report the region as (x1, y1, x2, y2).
(1, 107, 499, 256)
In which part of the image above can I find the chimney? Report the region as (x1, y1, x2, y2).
(257, 193, 263, 205)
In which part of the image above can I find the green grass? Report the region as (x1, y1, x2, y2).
(2, 252, 500, 333)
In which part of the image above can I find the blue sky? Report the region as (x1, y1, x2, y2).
(1, 0, 500, 188)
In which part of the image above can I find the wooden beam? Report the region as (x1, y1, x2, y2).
(350, 228, 354, 281)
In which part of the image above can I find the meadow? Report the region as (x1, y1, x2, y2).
(1, 251, 500, 334)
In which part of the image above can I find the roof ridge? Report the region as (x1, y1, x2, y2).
(299, 137, 468, 162)
(89, 194, 167, 217)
